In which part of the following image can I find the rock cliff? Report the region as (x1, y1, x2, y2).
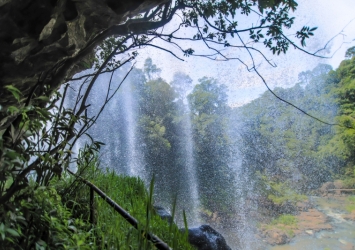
(0, 0, 167, 129)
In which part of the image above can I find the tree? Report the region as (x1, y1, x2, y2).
(236, 64, 340, 192)
(188, 78, 234, 212)
(322, 56, 355, 187)
(133, 62, 181, 201)
(170, 72, 193, 101)
(0, 0, 319, 130)
(0, 0, 322, 193)
(144, 58, 162, 81)
(345, 46, 355, 58)
(0, 0, 325, 241)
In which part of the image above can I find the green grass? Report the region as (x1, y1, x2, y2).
(345, 196, 355, 213)
(63, 160, 194, 250)
(261, 214, 297, 239)
(4, 146, 194, 250)
(271, 214, 298, 226)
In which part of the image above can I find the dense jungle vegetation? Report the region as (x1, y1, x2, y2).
(85, 59, 237, 216)
(97, 54, 355, 213)
(237, 55, 355, 191)
(2, 45, 355, 247)
(91, 51, 355, 226)
(2, 51, 355, 248)
(3, 0, 337, 248)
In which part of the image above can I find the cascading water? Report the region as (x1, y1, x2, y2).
(228, 152, 260, 250)
(179, 100, 201, 226)
(119, 80, 145, 178)
(64, 57, 355, 250)
(169, 72, 202, 225)
(63, 66, 145, 178)
(65, 63, 267, 249)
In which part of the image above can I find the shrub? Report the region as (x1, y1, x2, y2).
(0, 184, 93, 249)
(271, 214, 298, 226)
(256, 172, 307, 206)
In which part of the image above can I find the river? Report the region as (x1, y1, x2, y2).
(269, 196, 355, 250)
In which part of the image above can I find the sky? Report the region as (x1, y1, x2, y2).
(133, 0, 355, 107)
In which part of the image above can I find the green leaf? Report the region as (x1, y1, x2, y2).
(5, 85, 22, 102)
(7, 106, 19, 115)
(5, 228, 20, 237)
(34, 96, 50, 102)
(68, 225, 77, 232)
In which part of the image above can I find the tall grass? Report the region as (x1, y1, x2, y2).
(59, 151, 194, 249)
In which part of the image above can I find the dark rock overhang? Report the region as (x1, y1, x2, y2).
(0, 0, 168, 129)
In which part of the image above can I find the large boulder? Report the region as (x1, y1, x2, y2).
(182, 224, 232, 250)
(265, 229, 289, 245)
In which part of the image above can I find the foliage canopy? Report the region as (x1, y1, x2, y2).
(0, 0, 337, 248)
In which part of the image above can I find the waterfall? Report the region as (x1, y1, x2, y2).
(229, 153, 260, 250)
(120, 80, 145, 178)
(181, 103, 201, 226)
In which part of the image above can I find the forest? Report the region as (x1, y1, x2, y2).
(1, 0, 355, 249)
(2, 52, 355, 250)
(94, 55, 355, 205)
(64, 54, 355, 248)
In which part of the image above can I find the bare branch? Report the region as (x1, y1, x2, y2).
(140, 43, 185, 61)
(235, 31, 353, 129)
(69, 64, 136, 151)
(313, 18, 355, 56)
(281, 33, 329, 58)
(77, 36, 133, 116)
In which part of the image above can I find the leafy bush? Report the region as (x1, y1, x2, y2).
(256, 172, 307, 206)
(341, 165, 355, 188)
(0, 183, 93, 249)
(0, 81, 192, 249)
(267, 182, 307, 205)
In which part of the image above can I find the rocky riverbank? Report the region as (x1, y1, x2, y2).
(258, 181, 355, 249)
(258, 201, 333, 245)
(170, 180, 355, 249)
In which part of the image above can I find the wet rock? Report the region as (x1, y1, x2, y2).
(297, 208, 332, 232)
(0, 0, 168, 128)
(153, 206, 173, 224)
(305, 230, 313, 235)
(319, 182, 336, 196)
(265, 229, 289, 245)
(259, 206, 333, 245)
(296, 200, 312, 212)
(343, 211, 355, 221)
(339, 239, 355, 250)
(182, 224, 232, 250)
